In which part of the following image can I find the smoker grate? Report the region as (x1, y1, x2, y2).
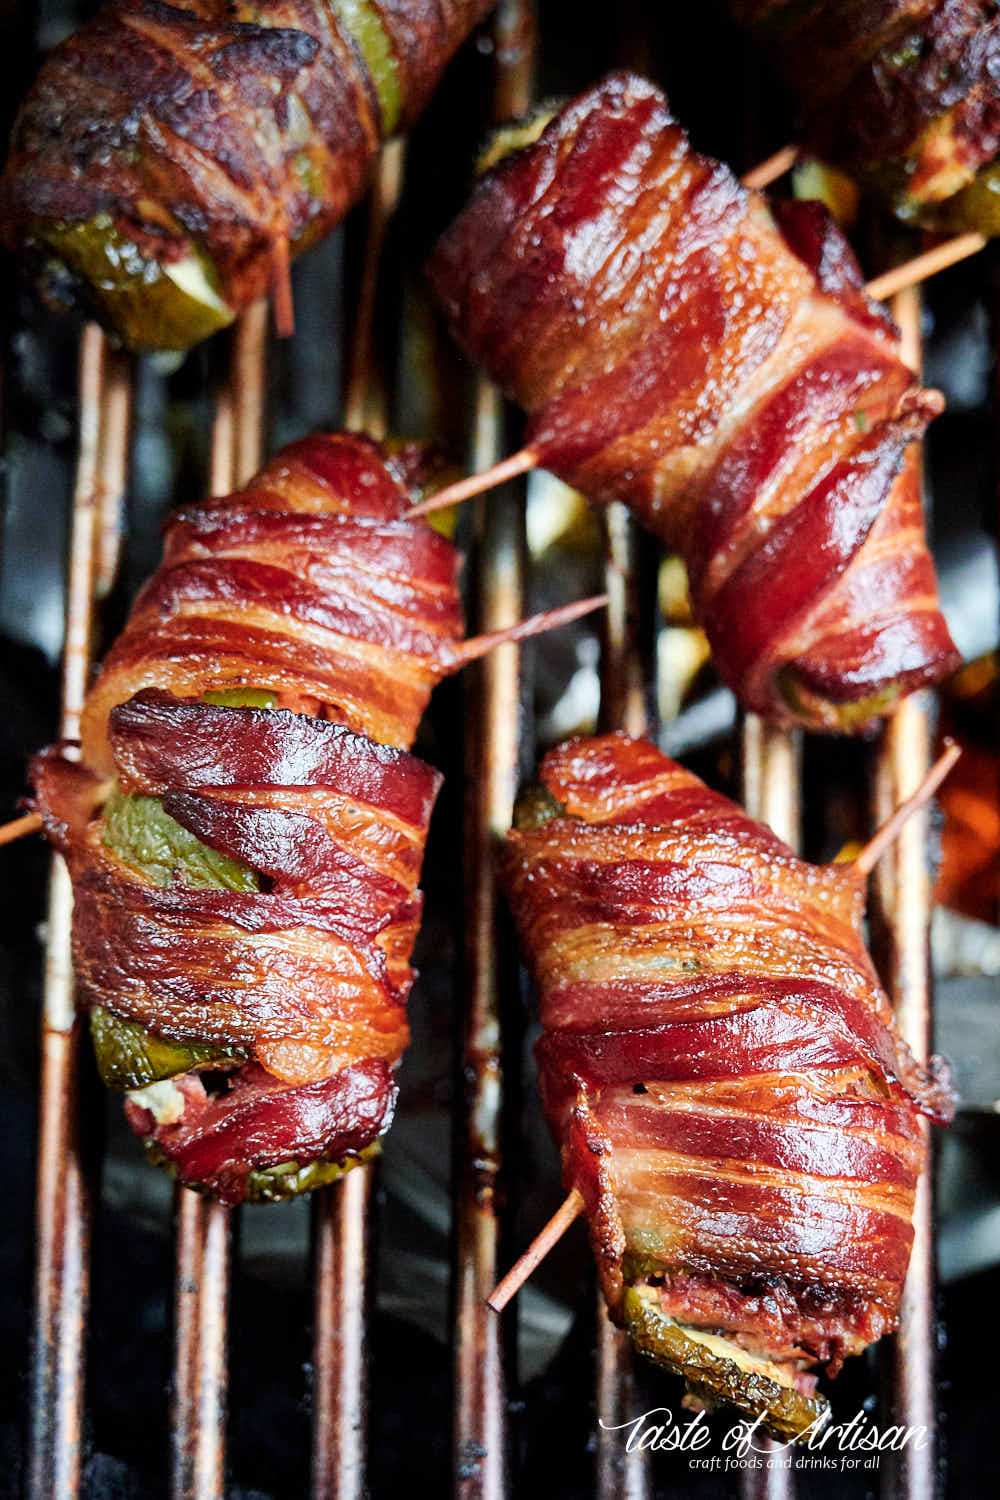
(29, 322, 131, 1500)
(13, 2, 954, 1497)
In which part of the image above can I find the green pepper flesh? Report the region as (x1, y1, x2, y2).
(623, 1285, 829, 1444)
(925, 158, 1000, 234)
(102, 783, 260, 892)
(201, 688, 279, 710)
(90, 1006, 245, 1091)
(512, 783, 570, 830)
(33, 214, 234, 352)
(329, 0, 402, 136)
(243, 1142, 381, 1203)
(778, 667, 902, 732)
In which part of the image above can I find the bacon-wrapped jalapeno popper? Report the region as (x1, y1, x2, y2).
(30, 432, 547, 1204)
(0, 0, 495, 350)
(726, 1, 1000, 232)
(427, 72, 961, 734)
(502, 733, 955, 1439)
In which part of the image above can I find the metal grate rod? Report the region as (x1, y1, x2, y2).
(593, 502, 652, 1500)
(171, 1191, 233, 1500)
(454, 374, 519, 1500)
(29, 323, 133, 1500)
(453, 4, 535, 1496)
(170, 299, 269, 1500)
(876, 699, 937, 1500)
(342, 137, 406, 437)
(876, 285, 938, 1500)
(309, 139, 403, 1500)
(311, 1165, 375, 1500)
(741, 715, 801, 1499)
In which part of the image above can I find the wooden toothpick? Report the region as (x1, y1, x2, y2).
(0, 811, 42, 848)
(852, 740, 961, 877)
(487, 1187, 585, 1312)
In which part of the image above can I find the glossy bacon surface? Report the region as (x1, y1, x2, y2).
(33, 696, 437, 1200)
(502, 734, 954, 1381)
(0, 0, 495, 348)
(79, 432, 465, 775)
(31, 433, 460, 1201)
(428, 72, 960, 730)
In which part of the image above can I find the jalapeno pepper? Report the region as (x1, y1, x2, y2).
(623, 1285, 830, 1444)
(243, 1142, 381, 1204)
(102, 783, 260, 893)
(33, 215, 234, 353)
(93, 690, 262, 1087)
(90, 1006, 246, 1092)
(512, 784, 571, 831)
(778, 668, 902, 733)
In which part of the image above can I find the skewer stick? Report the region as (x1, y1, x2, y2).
(271, 234, 295, 340)
(851, 740, 960, 877)
(742, 143, 799, 190)
(408, 447, 540, 517)
(739, 139, 987, 290)
(865, 232, 986, 303)
(0, 811, 42, 847)
(487, 1188, 584, 1312)
(739, 154, 985, 293)
(456, 592, 608, 664)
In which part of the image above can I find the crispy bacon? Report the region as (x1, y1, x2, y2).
(33, 694, 437, 1195)
(729, 1, 1000, 214)
(125, 1061, 396, 1204)
(428, 72, 961, 730)
(30, 433, 465, 1201)
(501, 733, 955, 1377)
(0, 0, 496, 348)
(79, 433, 466, 775)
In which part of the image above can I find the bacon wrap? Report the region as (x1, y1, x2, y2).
(728, 1, 1000, 215)
(0, 0, 495, 348)
(33, 695, 440, 1200)
(501, 733, 955, 1372)
(79, 432, 465, 776)
(29, 433, 460, 1202)
(427, 72, 960, 730)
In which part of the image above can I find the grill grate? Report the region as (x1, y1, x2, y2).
(17, 4, 948, 1498)
(30, 323, 131, 1500)
(453, 8, 532, 1495)
(870, 286, 939, 1500)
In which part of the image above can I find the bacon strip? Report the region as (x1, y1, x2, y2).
(35, 699, 437, 1080)
(30, 433, 464, 1202)
(428, 72, 961, 730)
(501, 733, 955, 1375)
(79, 433, 465, 775)
(0, 0, 496, 348)
(125, 1061, 396, 1205)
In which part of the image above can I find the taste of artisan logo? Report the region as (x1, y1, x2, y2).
(599, 1407, 931, 1471)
